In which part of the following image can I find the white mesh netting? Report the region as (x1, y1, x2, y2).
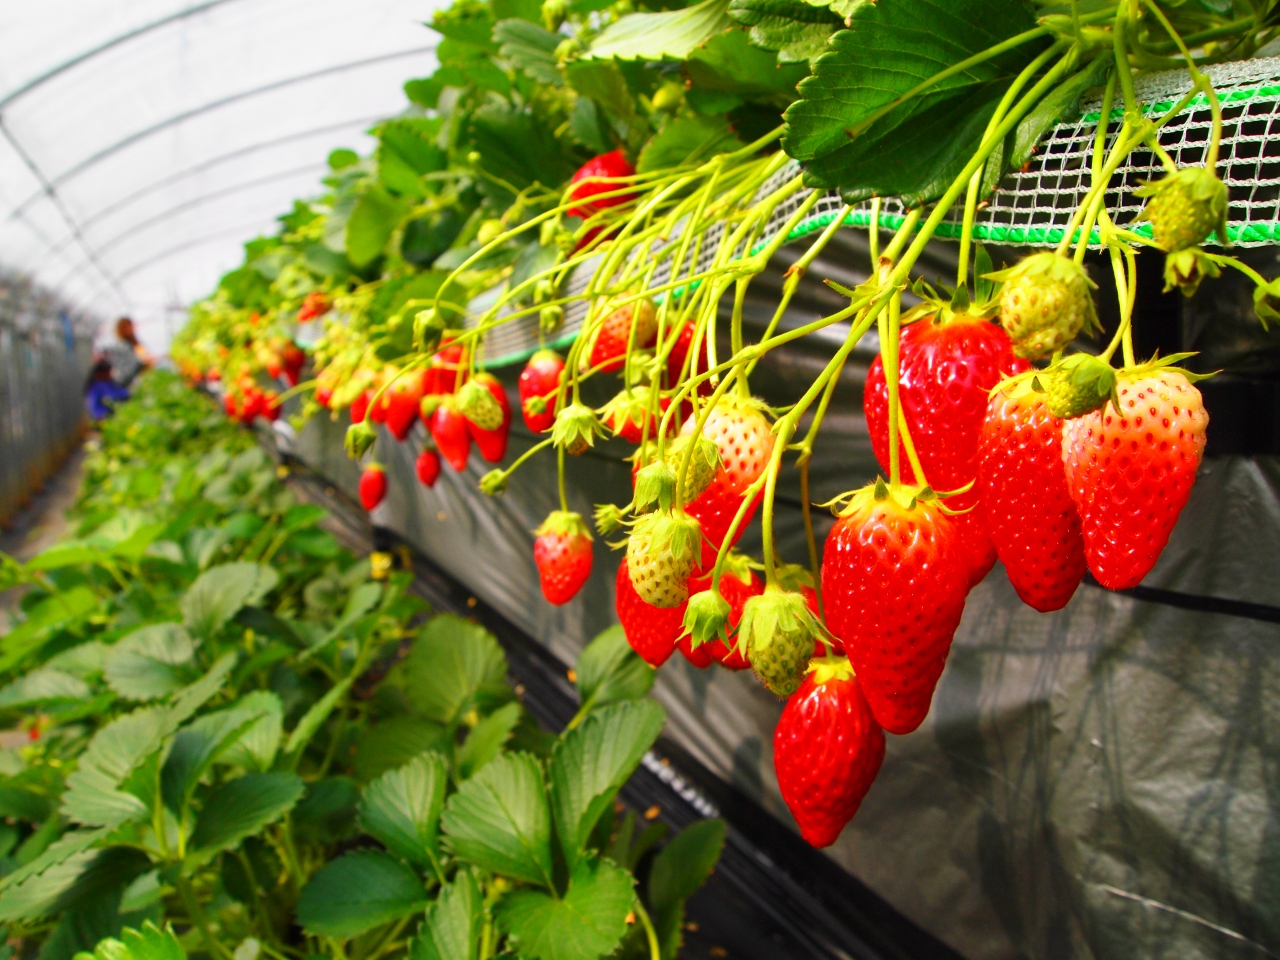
(470, 57, 1280, 367)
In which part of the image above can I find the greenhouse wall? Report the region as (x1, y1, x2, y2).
(0, 271, 95, 527)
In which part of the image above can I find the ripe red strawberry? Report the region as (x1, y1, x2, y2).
(678, 557, 762, 670)
(281, 343, 306, 386)
(424, 339, 468, 395)
(518, 350, 564, 434)
(821, 483, 968, 735)
(297, 291, 330, 323)
(222, 392, 236, 417)
(430, 401, 472, 472)
(583, 297, 658, 374)
(381, 370, 426, 442)
(1062, 367, 1208, 590)
(616, 558, 684, 667)
(864, 314, 1027, 587)
(533, 511, 593, 605)
(350, 389, 372, 425)
(774, 658, 885, 848)
(261, 390, 282, 422)
(239, 388, 265, 423)
(567, 149, 635, 219)
(416, 448, 440, 487)
(681, 399, 775, 568)
(359, 464, 387, 511)
(976, 381, 1086, 612)
(315, 384, 333, 409)
(664, 320, 710, 393)
(465, 374, 510, 463)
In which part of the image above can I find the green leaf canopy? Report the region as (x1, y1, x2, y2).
(297, 850, 428, 938)
(495, 858, 634, 960)
(782, 0, 1049, 202)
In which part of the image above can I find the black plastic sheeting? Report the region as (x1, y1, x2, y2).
(272, 230, 1280, 960)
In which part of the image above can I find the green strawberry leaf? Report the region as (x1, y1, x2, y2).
(494, 858, 634, 960)
(346, 185, 412, 268)
(0, 668, 90, 710)
(456, 702, 523, 780)
(387, 615, 510, 726)
(573, 625, 654, 710)
(359, 752, 448, 877)
(160, 702, 270, 815)
(549, 700, 665, 866)
(410, 869, 483, 960)
(727, 0, 841, 64)
(296, 850, 428, 938)
(216, 690, 283, 773)
(495, 19, 563, 86)
(187, 773, 305, 863)
(648, 819, 726, 957)
(685, 28, 809, 98)
(441, 752, 554, 888)
(353, 715, 450, 783)
(637, 116, 742, 174)
(181, 563, 278, 640)
(782, 0, 1048, 202)
(103, 623, 196, 702)
(72, 922, 185, 960)
(585, 0, 733, 61)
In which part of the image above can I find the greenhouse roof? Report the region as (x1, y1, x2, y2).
(0, 0, 441, 351)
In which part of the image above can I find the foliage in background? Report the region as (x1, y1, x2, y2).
(0, 373, 722, 960)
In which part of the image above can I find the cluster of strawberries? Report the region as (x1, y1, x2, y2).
(351, 337, 512, 511)
(221, 370, 283, 426)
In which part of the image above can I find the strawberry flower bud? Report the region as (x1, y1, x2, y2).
(594, 502, 625, 536)
(540, 304, 564, 332)
(345, 421, 377, 459)
(1164, 248, 1221, 298)
(414, 308, 444, 352)
(683, 588, 732, 646)
(480, 469, 508, 496)
(552, 402, 604, 455)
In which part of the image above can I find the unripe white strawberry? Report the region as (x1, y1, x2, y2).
(626, 511, 701, 608)
(988, 253, 1098, 360)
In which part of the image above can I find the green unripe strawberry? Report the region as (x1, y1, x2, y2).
(456, 379, 504, 431)
(1136, 166, 1228, 252)
(626, 511, 701, 608)
(663, 433, 720, 503)
(988, 253, 1098, 360)
(1038, 354, 1116, 419)
(737, 588, 820, 697)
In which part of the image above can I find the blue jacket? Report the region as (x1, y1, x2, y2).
(86, 379, 130, 420)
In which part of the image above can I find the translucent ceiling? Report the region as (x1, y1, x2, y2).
(0, 0, 443, 351)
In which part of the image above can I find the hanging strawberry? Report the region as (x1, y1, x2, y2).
(976, 378, 1086, 612)
(822, 482, 968, 735)
(297, 291, 330, 323)
(680, 398, 775, 568)
(429, 400, 472, 472)
(774, 658, 885, 848)
(988, 253, 1099, 360)
(359, 464, 387, 511)
(381, 370, 426, 442)
(518, 350, 564, 434)
(1062, 364, 1208, 590)
(616, 558, 683, 667)
(678, 555, 762, 670)
(567, 149, 635, 218)
(424, 338, 468, 395)
(533, 511, 593, 605)
(864, 313, 1026, 587)
(601, 386, 670, 444)
(415, 448, 440, 487)
(460, 374, 510, 463)
(581, 296, 658, 374)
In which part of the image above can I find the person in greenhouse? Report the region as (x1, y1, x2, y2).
(97, 316, 153, 387)
(84, 356, 130, 421)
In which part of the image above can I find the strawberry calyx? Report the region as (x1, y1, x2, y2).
(552, 402, 605, 455)
(1114, 351, 1214, 386)
(634, 459, 677, 514)
(737, 586, 821, 697)
(534, 510, 593, 541)
(806, 654, 855, 686)
(682, 588, 732, 647)
(830, 478, 943, 518)
(345, 421, 377, 459)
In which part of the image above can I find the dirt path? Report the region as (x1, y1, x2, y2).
(0, 445, 87, 632)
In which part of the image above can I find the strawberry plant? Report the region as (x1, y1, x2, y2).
(168, 0, 1280, 849)
(0, 375, 723, 960)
